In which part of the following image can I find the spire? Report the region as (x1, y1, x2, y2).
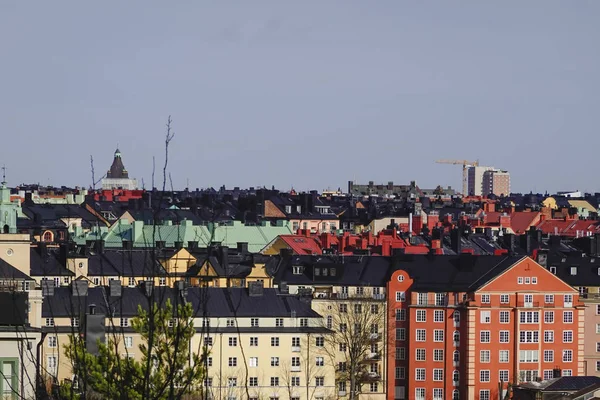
(107, 149, 128, 178)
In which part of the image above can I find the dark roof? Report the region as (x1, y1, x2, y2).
(542, 250, 600, 287)
(29, 248, 75, 277)
(0, 258, 33, 280)
(42, 286, 322, 319)
(89, 250, 166, 277)
(393, 254, 524, 292)
(545, 376, 600, 391)
(107, 150, 129, 179)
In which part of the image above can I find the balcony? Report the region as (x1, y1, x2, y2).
(291, 346, 301, 353)
(372, 293, 385, 300)
(517, 301, 540, 308)
(365, 352, 381, 361)
(291, 365, 301, 372)
(369, 333, 381, 341)
(338, 390, 347, 397)
(364, 372, 381, 381)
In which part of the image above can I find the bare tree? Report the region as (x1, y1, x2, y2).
(317, 289, 386, 400)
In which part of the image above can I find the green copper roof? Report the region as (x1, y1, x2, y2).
(74, 220, 293, 253)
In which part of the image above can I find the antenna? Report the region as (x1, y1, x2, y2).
(1, 165, 5, 183)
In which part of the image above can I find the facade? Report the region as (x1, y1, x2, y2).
(467, 166, 494, 196)
(101, 149, 138, 190)
(41, 284, 336, 399)
(482, 169, 511, 197)
(387, 255, 583, 400)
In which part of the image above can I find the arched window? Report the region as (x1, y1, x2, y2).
(43, 231, 53, 242)
(453, 350, 460, 363)
(453, 331, 460, 344)
(453, 370, 460, 383)
(3, 224, 9, 234)
(453, 389, 460, 400)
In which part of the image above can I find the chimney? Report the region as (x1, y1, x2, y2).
(248, 280, 264, 297)
(72, 280, 88, 297)
(188, 241, 198, 250)
(237, 242, 249, 254)
(109, 279, 122, 297)
(450, 228, 462, 254)
(220, 246, 229, 270)
(96, 240, 105, 254)
(321, 233, 332, 250)
(42, 279, 55, 296)
(144, 280, 154, 296)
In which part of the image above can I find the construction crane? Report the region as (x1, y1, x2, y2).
(435, 159, 480, 196)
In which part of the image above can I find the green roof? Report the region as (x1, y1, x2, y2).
(74, 220, 294, 253)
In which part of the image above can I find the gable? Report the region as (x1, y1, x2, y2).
(477, 257, 576, 293)
(248, 263, 270, 279)
(197, 260, 218, 277)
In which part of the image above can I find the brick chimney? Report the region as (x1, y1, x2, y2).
(499, 214, 511, 228)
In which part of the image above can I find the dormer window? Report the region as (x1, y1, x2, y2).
(314, 268, 320, 276)
(570, 267, 577, 276)
(285, 206, 292, 214)
(293, 266, 303, 275)
(330, 268, 336, 277)
(550, 266, 557, 274)
(322, 268, 328, 277)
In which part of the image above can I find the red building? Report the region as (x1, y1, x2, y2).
(387, 255, 583, 400)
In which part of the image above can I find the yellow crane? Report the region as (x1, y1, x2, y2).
(435, 159, 480, 196)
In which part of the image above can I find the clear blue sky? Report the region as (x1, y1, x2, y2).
(1, 1, 598, 193)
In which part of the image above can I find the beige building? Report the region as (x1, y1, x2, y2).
(40, 283, 336, 400)
(482, 169, 511, 197)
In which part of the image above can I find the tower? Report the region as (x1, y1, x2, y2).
(101, 149, 138, 190)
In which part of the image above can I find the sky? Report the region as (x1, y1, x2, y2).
(1, 1, 599, 194)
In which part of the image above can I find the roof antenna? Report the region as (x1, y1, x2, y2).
(1, 165, 6, 184)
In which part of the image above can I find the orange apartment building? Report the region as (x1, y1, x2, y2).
(387, 255, 583, 400)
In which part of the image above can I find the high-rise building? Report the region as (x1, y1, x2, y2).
(482, 169, 511, 197)
(101, 149, 138, 190)
(467, 166, 510, 197)
(467, 166, 494, 196)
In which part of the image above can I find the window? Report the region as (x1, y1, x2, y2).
(564, 311, 573, 323)
(434, 310, 444, 322)
(525, 277, 530, 284)
(370, 304, 379, 314)
(127, 277, 135, 287)
(207, 357, 212, 367)
(434, 329, 444, 342)
(480, 350, 490, 363)
(500, 294, 509, 304)
(435, 293, 446, 306)
(45, 318, 54, 327)
(563, 369, 573, 376)
(396, 328, 406, 341)
(71, 317, 80, 327)
(563, 330, 573, 343)
(519, 331, 539, 343)
(453, 390, 460, 400)
(434, 349, 444, 361)
(416, 348, 426, 361)
(291, 376, 300, 386)
(396, 291, 405, 302)
(453, 311, 460, 326)
(369, 382, 378, 392)
(47, 356, 57, 373)
(340, 323, 347, 333)
(396, 309, 406, 321)
(415, 368, 426, 381)
(416, 388, 426, 400)
(416, 310, 426, 322)
(532, 277, 537, 284)
(315, 377, 324, 387)
(204, 378, 212, 387)
(480, 370, 490, 383)
(544, 330, 554, 343)
(517, 277, 523, 284)
(499, 311, 510, 323)
(226, 318, 235, 327)
(271, 337, 279, 347)
(48, 336, 57, 348)
(339, 304, 347, 313)
(228, 337, 237, 347)
(354, 304, 362, 314)
(519, 311, 539, 324)
(481, 294, 490, 303)
(453, 351, 460, 363)
(250, 337, 258, 346)
(416, 329, 426, 341)
(563, 350, 573, 362)
(397, 347, 406, 360)
(299, 318, 308, 327)
(480, 331, 490, 343)
(433, 369, 444, 381)
(228, 357, 237, 367)
(315, 337, 324, 347)
(565, 294, 573, 306)
(545, 294, 554, 303)
(227, 377, 237, 387)
(270, 377, 279, 387)
(480, 311, 491, 323)
(339, 343, 346, 352)
(499, 350, 509, 363)
(453, 331, 460, 345)
(251, 318, 259, 327)
(249, 357, 258, 367)
(571, 267, 577, 275)
(480, 390, 490, 400)
(204, 336, 213, 346)
(124, 336, 133, 349)
(417, 293, 428, 305)
(519, 350, 539, 363)
(499, 331, 509, 343)
(315, 357, 324, 366)
(249, 377, 258, 387)
(544, 311, 554, 323)
(54, 277, 60, 287)
(270, 357, 279, 366)
(158, 277, 166, 286)
(544, 350, 554, 362)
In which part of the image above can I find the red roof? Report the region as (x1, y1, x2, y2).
(279, 235, 323, 255)
(481, 211, 541, 234)
(535, 219, 600, 237)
